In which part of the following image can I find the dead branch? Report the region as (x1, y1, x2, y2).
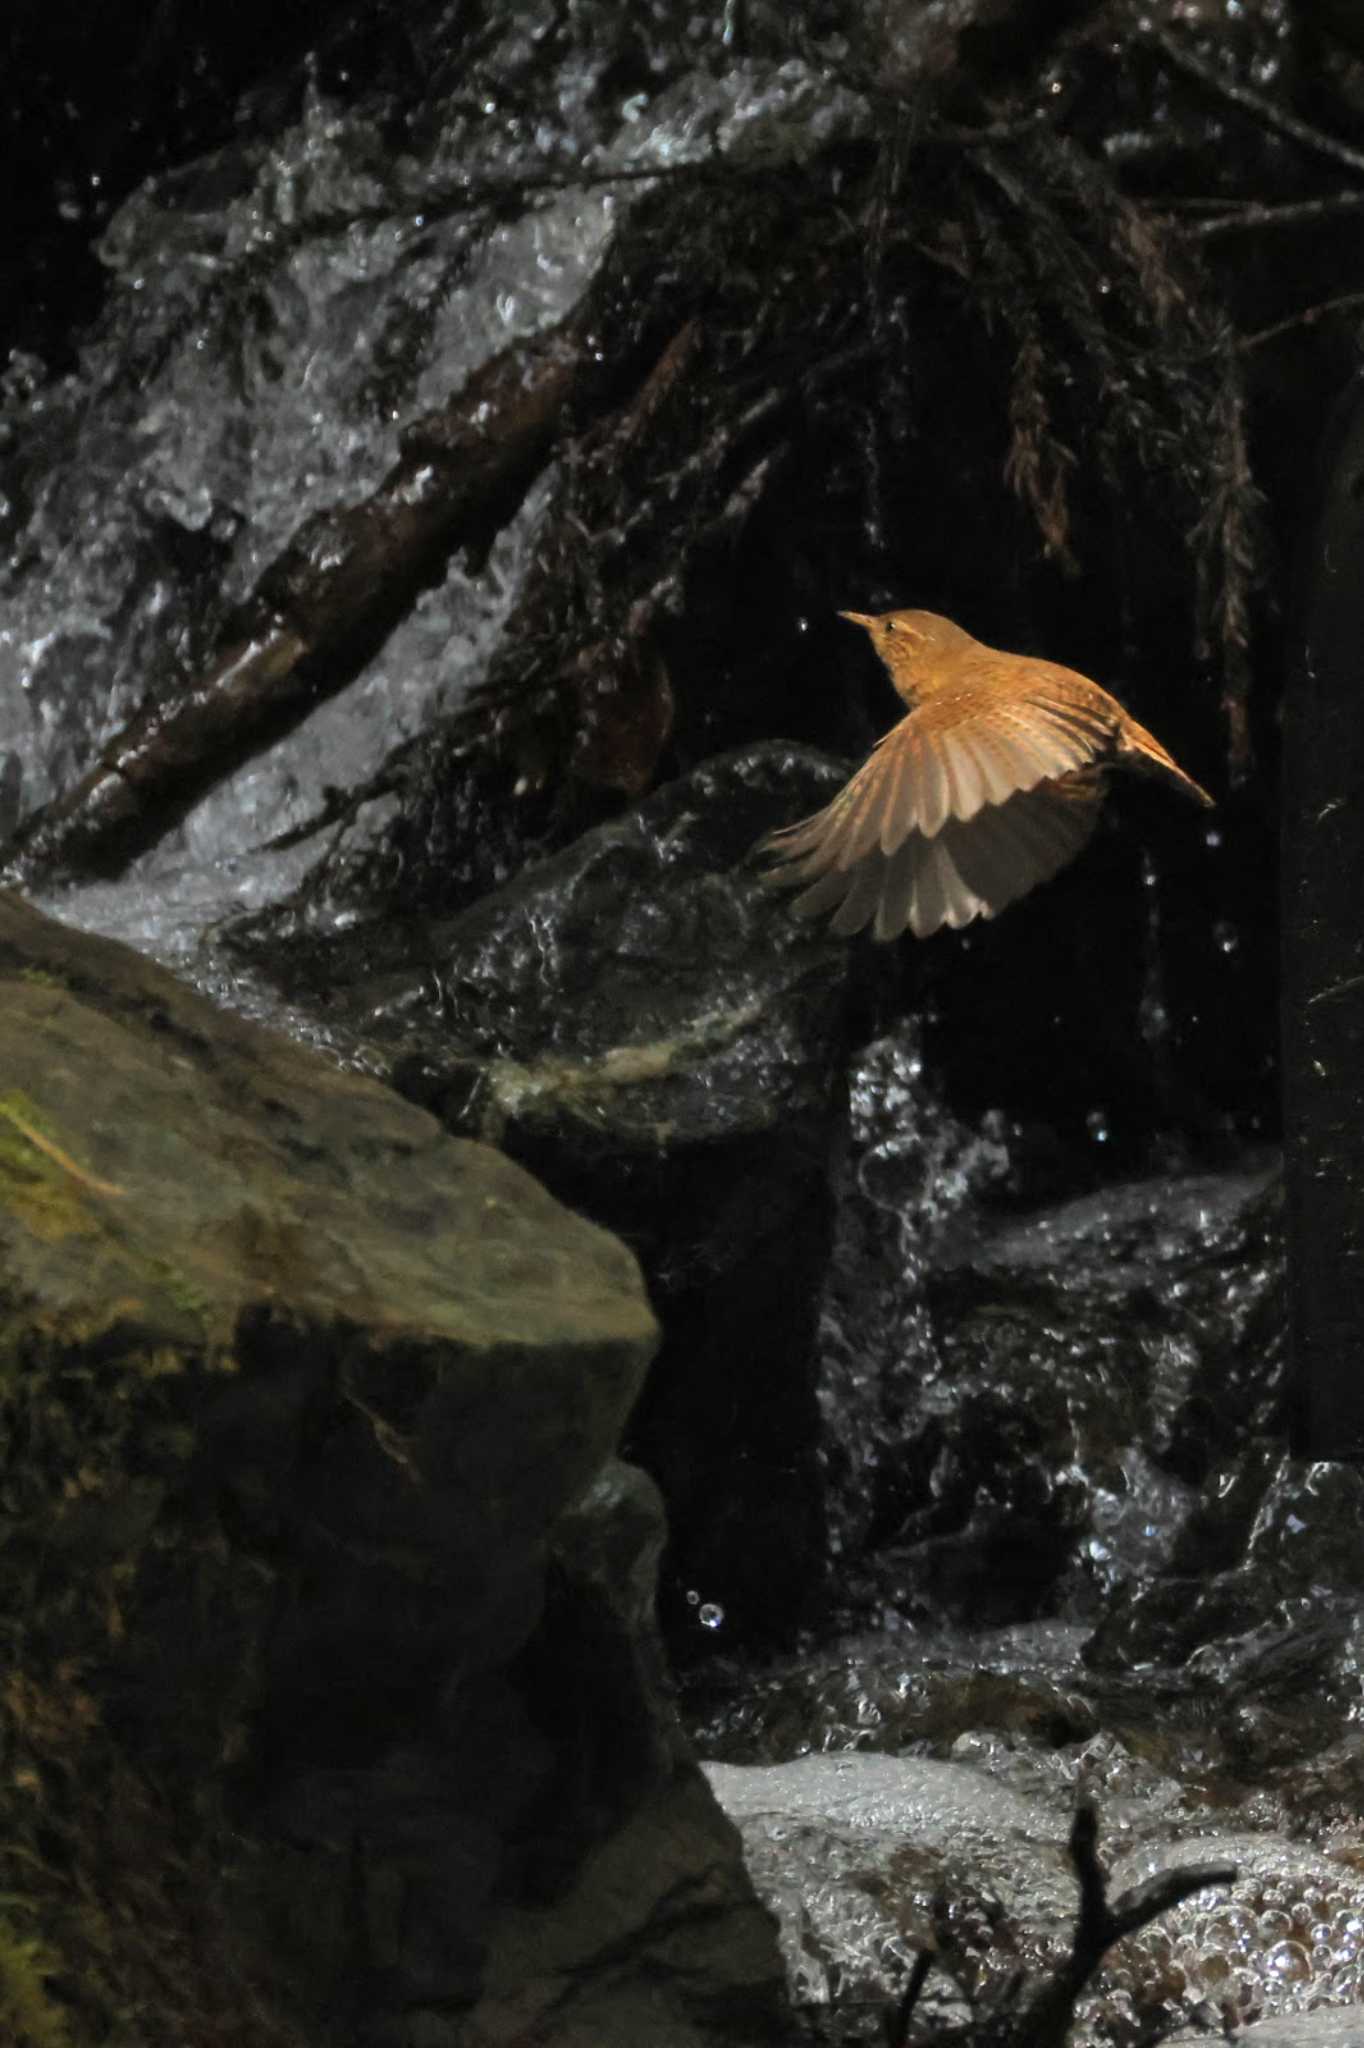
(1145, 22, 1364, 183)
(889, 1796, 1235, 2048)
(0, 301, 624, 888)
(1238, 289, 1364, 352)
(1165, 191, 1364, 238)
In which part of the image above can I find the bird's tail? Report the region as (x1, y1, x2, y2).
(1117, 719, 1214, 807)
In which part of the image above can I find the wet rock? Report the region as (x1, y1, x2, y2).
(474, 1468, 790, 2046)
(817, 1076, 1283, 1628)
(706, 1748, 1364, 2044)
(1285, 369, 1364, 1457)
(1214, 2019, 1364, 2048)
(1085, 1458, 1364, 1763)
(706, 1751, 1074, 2024)
(684, 1622, 1102, 1766)
(0, 891, 785, 2048)
(1102, 1831, 1364, 2036)
(240, 742, 880, 1646)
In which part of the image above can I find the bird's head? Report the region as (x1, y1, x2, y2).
(838, 608, 977, 700)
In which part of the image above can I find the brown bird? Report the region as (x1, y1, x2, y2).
(760, 609, 1213, 941)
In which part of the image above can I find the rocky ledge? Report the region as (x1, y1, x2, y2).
(0, 890, 785, 2048)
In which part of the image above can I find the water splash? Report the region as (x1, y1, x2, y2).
(3, 13, 862, 1001)
(816, 1026, 1012, 1569)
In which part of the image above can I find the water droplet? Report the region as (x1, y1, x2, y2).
(1264, 1939, 1311, 1983)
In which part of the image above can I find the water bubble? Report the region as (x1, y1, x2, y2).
(1086, 1109, 1110, 1145)
(1214, 920, 1240, 955)
(699, 1602, 725, 1629)
(1264, 1939, 1311, 1984)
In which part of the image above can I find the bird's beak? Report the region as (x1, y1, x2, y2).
(837, 611, 877, 630)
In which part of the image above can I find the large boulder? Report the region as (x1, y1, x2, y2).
(0, 891, 785, 2047)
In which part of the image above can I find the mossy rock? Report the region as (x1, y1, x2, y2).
(0, 891, 661, 2045)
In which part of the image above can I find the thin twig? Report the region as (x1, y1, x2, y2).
(1163, 190, 1364, 238)
(1063, 1795, 1237, 1995)
(886, 1949, 933, 2048)
(1146, 23, 1364, 181)
(1239, 288, 1364, 351)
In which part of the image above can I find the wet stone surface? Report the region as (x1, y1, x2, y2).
(0, 892, 785, 2048)
(703, 1730, 1364, 2046)
(233, 742, 885, 1647)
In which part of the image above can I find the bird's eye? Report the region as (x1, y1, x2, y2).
(884, 619, 896, 634)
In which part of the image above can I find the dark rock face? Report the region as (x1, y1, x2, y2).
(808, 1051, 1287, 1635)
(243, 742, 883, 1647)
(0, 892, 784, 2047)
(1284, 371, 1364, 1458)
(923, 1166, 1285, 1623)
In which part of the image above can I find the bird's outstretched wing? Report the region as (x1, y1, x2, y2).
(759, 661, 1120, 938)
(766, 766, 1105, 939)
(761, 662, 1117, 876)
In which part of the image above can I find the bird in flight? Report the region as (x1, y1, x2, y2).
(760, 608, 1213, 941)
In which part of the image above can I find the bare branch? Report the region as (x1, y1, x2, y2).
(0, 308, 607, 886)
(1145, 23, 1364, 182)
(1238, 289, 1364, 353)
(1164, 191, 1364, 238)
(892, 1797, 1235, 2048)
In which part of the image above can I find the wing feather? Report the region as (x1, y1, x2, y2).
(829, 856, 886, 936)
(944, 771, 1102, 915)
(874, 836, 920, 941)
(908, 836, 947, 938)
(875, 736, 910, 855)
(759, 656, 1118, 936)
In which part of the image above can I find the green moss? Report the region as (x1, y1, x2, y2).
(0, 1094, 57, 1137)
(0, 1093, 126, 1246)
(143, 1259, 213, 1338)
(0, 1112, 93, 1246)
(0, 1916, 77, 2048)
